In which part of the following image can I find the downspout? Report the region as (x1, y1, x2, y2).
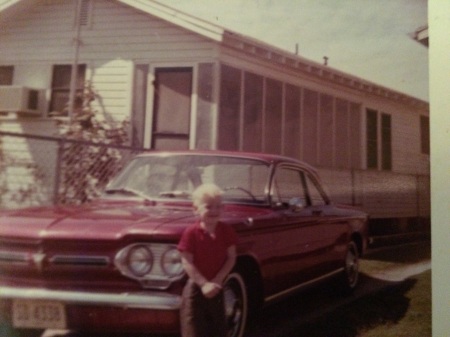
(68, 0, 83, 122)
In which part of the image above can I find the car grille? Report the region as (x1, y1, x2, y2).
(49, 255, 110, 267)
(0, 238, 111, 270)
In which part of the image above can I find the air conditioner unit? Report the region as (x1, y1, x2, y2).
(0, 85, 44, 115)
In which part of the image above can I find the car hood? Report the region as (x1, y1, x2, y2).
(0, 201, 270, 243)
(0, 201, 197, 242)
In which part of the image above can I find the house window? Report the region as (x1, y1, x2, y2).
(0, 66, 14, 85)
(420, 115, 430, 155)
(366, 109, 392, 170)
(50, 64, 86, 116)
(381, 113, 392, 170)
(366, 109, 378, 169)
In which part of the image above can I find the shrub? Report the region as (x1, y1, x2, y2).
(55, 82, 130, 204)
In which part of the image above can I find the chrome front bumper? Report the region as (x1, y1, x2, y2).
(0, 286, 181, 310)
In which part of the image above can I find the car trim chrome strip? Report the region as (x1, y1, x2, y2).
(49, 255, 110, 266)
(0, 286, 181, 310)
(264, 268, 344, 303)
(0, 251, 29, 264)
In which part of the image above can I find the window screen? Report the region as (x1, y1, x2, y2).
(0, 66, 14, 85)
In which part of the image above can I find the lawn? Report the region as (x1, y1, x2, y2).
(294, 242, 432, 337)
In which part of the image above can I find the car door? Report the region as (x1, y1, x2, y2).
(302, 172, 350, 272)
(261, 164, 346, 297)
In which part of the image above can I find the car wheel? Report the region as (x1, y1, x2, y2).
(340, 241, 360, 293)
(224, 272, 248, 337)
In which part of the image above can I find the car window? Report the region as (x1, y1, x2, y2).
(205, 163, 267, 201)
(304, 174, 327, 206)
(272, 167, 306, 205)
(105, 155, 270, 203)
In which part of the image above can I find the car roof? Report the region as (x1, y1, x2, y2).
(135, 150, 320, 177)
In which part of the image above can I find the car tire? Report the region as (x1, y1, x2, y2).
(224, 272, 248, 337)
(339, 241, 360, 294)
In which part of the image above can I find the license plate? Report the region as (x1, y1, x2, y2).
(12, 300, 67, 329)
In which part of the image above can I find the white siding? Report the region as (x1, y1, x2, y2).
(0, 119, 57, 208)
(0, 1, 215, 62)
(318, 168, 429, 219)
(0, 0, 217, 121)
(391, 109, 430, 175)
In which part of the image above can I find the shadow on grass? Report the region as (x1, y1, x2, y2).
(245, 274, 417, 337)
(364, 241, 431, 264)
(292, 278, 417, 337)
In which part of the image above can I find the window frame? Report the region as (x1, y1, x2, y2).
(366, 108, 392, 171)
(270, 164, 330, 208)
(49, 64, 86, 116)
(420, 115, 430, 155)
(0, 66, 14, 85)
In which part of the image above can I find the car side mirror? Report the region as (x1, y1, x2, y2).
(289, 197, 305, 212)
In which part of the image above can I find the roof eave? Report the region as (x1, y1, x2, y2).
(223, 32, 429, 109)
(117, 0, 225, 42)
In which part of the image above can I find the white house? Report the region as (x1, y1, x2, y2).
(0, 0, 430, 229)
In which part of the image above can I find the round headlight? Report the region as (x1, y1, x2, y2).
(127, 245, 153, 277)
(161, 248, 183, 277)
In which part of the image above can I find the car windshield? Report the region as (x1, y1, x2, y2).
(104, 154, 270, 204)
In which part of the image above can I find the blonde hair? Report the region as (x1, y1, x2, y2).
(192, 183, 223, 208)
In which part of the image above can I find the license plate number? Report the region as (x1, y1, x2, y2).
(12, 300, 67, 329)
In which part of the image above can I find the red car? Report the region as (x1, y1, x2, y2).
(0, 151, 368, 337)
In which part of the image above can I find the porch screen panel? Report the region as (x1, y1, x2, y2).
(284, 84, 301, 159)
(218, 65, 241, 151)
(243, 72, 263, 152)
(319, 93, 333, 167)
(302, 89, 318, 165)
(264, 78, 282, 154)
(350, 103, 362, 169)
(335, 98, 350, 168)
(196, 63, 214, 150)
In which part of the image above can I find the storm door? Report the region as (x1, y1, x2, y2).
(152, 67, 193, 150)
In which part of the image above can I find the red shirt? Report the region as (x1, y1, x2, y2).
(178, 221, 238, 281)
